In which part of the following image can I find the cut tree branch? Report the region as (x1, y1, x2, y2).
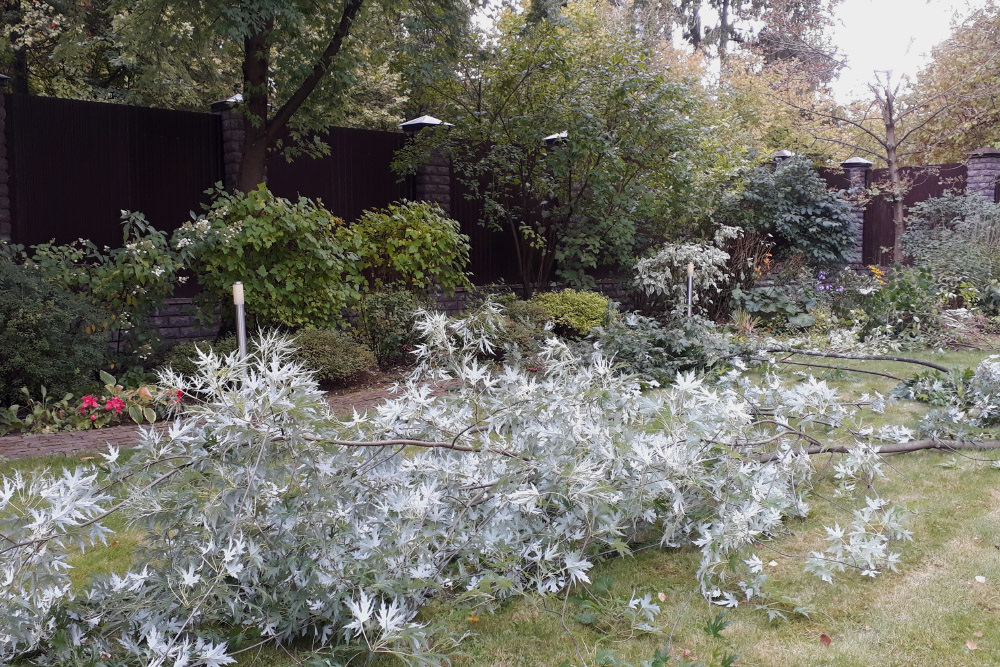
(759, 439, 1000, 463)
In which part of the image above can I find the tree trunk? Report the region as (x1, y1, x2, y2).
(881, 90, 905, 264)
(718, 0, 731, 67)
(236, 19, 274, 193)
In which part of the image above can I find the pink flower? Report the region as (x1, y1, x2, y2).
(90, 415, 97, 421)
(81, 395, 99, 409)
(104, 397, 125, 415)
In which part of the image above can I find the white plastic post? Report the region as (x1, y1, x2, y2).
(233, 282, 247, 361)
(686, 262, 694, 318)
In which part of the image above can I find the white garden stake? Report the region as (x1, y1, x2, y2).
(233, 282, 247, 361)
(686, 262, 694, 317)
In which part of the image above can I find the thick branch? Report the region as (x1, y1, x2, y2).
(266, 0, 365, 142)
(759, 439, 1000, 463)
(757, 348, 950, 374)
(763, 357, 903, 381)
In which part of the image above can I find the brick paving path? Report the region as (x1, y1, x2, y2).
(0, 382, 453, 460)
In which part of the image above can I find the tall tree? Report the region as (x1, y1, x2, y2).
(1, 0, 474, 191)
(673, 0, 842, 74)
(905, 1, 1000, 162)
(400, 0, 709, 294)
(779, 66, 1000, 263)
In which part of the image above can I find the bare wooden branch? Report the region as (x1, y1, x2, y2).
(757, 348, 950, 373)
(759, 439, 1000, 463)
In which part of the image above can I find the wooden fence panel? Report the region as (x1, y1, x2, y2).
(5, 93, 222, 249)
(265, 127, 414, 223)
(450, 171, 522, 285)
(864, 163, 966, 265)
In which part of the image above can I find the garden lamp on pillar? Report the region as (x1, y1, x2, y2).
(233, 282, 247, 361)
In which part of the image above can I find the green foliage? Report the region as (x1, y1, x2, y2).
(176, 186, 362, 330)
(397, 1, 708, 292)
(530, 289, 612, 337)
(730, 283, 818, 330)
(356, 290, 424, 368)
(0, 255, 107, 405)
(159, 337, 240, 378)
(724, 157, 858, 269)
(337, 200, 471, 294)
(851, 267, 941, 342)
(591, 312, 732, 384)
(293, 328, 376, 386)
(17, 212, 187, 358)
(903, 191, 1000, 292)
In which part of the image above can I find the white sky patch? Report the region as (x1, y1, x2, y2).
(829, 0, 985, 102)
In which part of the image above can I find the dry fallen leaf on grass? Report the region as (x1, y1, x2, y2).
(967, 641, 978, 650)
(975, 575, 987, 583)
(974, 630, 984, 638)
(820, 634, 832, 646)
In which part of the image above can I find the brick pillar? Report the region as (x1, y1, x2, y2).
(966, 147, 1000, 200)
(414, 152, 452, 214)
(401, 115, 452, 214)
(840, 156, 873, 265)
(211, 95, 244, 191)
(0, 75, 11, 240)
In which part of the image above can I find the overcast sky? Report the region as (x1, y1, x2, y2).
(829, 0, 985, 102)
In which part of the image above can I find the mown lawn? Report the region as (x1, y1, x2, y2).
(5, 348, 999, 666)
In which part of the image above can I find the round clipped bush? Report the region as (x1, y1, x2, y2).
(293, 329, 376, 386)
(530, 289, 612, 337)
(336, 200, 471, 294)
(0, 258, 107, 404)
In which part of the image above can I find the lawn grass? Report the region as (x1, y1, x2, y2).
(7, 347, 1000, 666)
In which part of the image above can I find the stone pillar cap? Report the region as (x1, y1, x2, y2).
(841, 156, 874, 168)
(966, 146, 1000, 157)
(400, 115, 453, 132)
(210, 94, 243, 112)
(543, 131, 569, 144)
(774, 149, 795, 159)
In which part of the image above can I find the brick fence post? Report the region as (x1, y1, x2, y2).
(211, 94, 244, 191)
(840, 156, 873, 265)
(966, 147, 1000, 200)
(401, 115, 452, 214)
(0, 74, 11, 240)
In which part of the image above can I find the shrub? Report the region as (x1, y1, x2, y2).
(903, 191, 1000, 292)
(294, 329, 376, 386)
(590, 312, 732, 384)
(159, 336, 239, 378)
(357, 290, 424, 368)
(18, 212, 186, 359)
(337, 200, 471, 294)
(726, 156, 858, 269)
(0, 257, 107, 405)
(730, 282, 818, 330)
(635, 228, 736, 316)
(853, 266, 940, 342)
(175, 185, 361, 329)
(530, 289, 612, 337)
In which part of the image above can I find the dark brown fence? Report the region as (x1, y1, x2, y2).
(450, 171, 521, 285)
(266, 127, 414, 223)
(4, 93, 223, 248)
(863, 163, 966, 265)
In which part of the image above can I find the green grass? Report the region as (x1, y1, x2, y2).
(10, 347, 1000, 666)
